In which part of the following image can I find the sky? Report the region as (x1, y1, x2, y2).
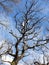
(0, 0, 49, 65)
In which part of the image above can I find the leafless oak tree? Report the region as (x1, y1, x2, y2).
(0, 0, 49, 65)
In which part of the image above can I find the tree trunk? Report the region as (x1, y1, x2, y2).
(11, 60, 18, 65)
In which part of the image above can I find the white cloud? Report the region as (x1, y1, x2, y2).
(18, 63, 23, 65)
(2, 55, 14, 62)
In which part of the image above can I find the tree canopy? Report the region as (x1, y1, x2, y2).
(0, 0, 49, 65)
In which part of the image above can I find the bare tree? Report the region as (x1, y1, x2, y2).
(0, 0, 49, 65)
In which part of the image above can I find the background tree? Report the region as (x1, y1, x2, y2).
(0, 0, 49, 65)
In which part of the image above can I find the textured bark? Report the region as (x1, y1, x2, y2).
(11, 60, 18, 65)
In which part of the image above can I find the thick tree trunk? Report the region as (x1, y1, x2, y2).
(11, 60, 18, 65)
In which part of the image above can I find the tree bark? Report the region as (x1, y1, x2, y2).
(11, 60, 18, 65)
